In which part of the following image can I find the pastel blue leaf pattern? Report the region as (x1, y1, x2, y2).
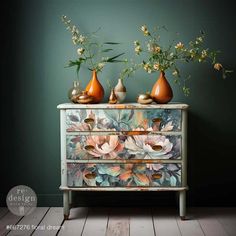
(95, 175, 103, 183)
(170, 176, 177, 186)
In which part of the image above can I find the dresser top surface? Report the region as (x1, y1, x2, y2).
(57, 103, 189, 109)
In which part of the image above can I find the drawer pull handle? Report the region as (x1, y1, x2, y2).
(84, 145, 95, 151)
(122, 131, 150, 135)
(84, 118, 95, 124)
(152, 173, 162, 179)
(152, 118, 162, 123)
(85, 173, 96, 179)
(152, 145, 163, 151)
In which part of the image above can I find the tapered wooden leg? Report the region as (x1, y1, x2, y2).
(63, 191, 70, 220)
(179, 190, 186, 220)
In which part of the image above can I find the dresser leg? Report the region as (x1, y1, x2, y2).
(69, 190, 73, 208)
(179, 190, 186, 220)
(63, 191, 70, 220)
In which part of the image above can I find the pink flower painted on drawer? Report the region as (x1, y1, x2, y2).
(66, 135, 181, 160)
(67, 163, 181, 187)
(85, 135, 124, 159)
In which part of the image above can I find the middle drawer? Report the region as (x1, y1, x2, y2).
(67, 134, 181, 160)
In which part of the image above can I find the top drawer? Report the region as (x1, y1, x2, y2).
(66, 109, 181, 132)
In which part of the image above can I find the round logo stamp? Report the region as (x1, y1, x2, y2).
(6, 185, 37, 216)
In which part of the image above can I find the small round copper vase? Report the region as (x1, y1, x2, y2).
(68, 81, 82, 103)
(109, 88, 118, 104)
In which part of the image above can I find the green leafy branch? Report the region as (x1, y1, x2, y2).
(61, 15, 125, 76)
(134, 25, 233, 96)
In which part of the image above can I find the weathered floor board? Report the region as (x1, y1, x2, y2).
(153, 208, 181, 236)
(215, 208, 236, 236)
(7, 207, 49, 236)
(82, 208, 109, 236)
(190, 207, 228, 236)
(177, 215, 205, 236)
(106, 208, 129, 236)
(129, 208, 155, 236)
(32, 207, 64, 236)
(58, 207, 88, 236)
(1, 207, 235, 236)
(0, 211, 23, 235)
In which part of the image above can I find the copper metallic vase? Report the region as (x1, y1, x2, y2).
(137, 93, 153, 104)
(77, 91, 94, 104)
(108, 88, 118, 104)
(68, 81, 82, 103)
(151, 71, 173, 104)
(85, 70, 104, 103)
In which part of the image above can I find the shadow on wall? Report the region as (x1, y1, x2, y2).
(188, 111, 236, 206)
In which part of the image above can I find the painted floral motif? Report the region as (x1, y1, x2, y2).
(66, 135, 181, 160)
(85, 135, 124, 159)
(66, 109, 181, 131)
(66, 109, 115, 131)
(67, 163, 181, 187)
(124, 134, 173, 159)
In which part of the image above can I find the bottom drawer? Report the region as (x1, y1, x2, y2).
(67, 163, 181, 187)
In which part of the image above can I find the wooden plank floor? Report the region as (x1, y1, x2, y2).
(0, 207, 235, 236)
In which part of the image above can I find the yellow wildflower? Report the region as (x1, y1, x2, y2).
(154, 46, 161, 53)
(175, 42, 184, 50)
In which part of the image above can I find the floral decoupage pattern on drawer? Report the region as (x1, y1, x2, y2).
(66, 134, 181, 160)
(66, 109, 181, 132)
(67, 163, 181, 187)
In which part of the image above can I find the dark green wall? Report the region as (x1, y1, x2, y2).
(1, 0, 236, 206)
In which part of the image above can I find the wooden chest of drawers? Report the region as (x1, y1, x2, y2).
(57, 103, 188, 219)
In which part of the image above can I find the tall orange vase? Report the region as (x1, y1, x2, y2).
(151, 71, 173, 104)
(85, 70, 104, 103)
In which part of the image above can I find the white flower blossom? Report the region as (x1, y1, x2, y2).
(197, 36, 203, 43)
(135, 45, 142, 54)
(147, 43, 160, 53)
(77, 48, 85, 55)
(72, 25, 79, 34)
(102, 57, 109, 62)
(134, 41, 140, 46)
(143, 63, 152, 73)
(72, 35, 79, 45)
(175, 42, 184, 50)
(141, 25, 150, 36)
(172, 70, 178, 76)
(78, 35, 86, 43)
(189, 49, 195, 58)
(201, 49, 207, 58)
(153, 63, 160, 71)
(98, 63, 105, 70)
